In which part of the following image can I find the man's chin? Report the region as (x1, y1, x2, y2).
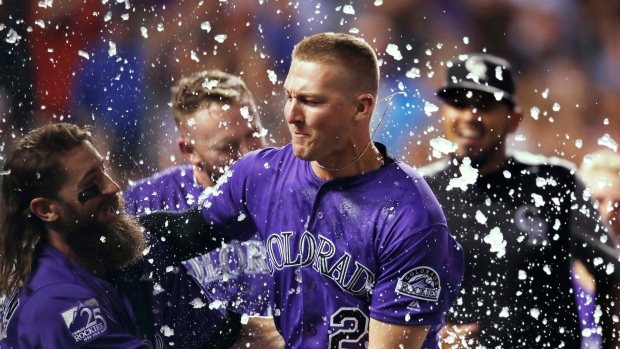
(291, 143, 312, 161)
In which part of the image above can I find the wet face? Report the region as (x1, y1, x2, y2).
(180, 99, 266, 186)
(442, 91, 519, 170)
(53, 142, 146, 269)
(283, 60, 358, 164)
(584, 169, 620, 239)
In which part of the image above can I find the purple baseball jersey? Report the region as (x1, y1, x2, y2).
(123, 164, 272, 316)
(0, 243, 146, 349)
(198, 144, 465, 348)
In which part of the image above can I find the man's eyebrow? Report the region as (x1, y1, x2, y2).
(76, 158, 104, 188)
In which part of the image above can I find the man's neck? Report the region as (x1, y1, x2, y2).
(311, 143, 385, 181)
(193, 166, 215, 188)
(46, 231, 108, 280)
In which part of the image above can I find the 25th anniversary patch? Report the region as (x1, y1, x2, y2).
(396, 267, 441, 302)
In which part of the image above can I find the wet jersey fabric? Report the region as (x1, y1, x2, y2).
(421, 153, 619, 349)
(198, 143, 465, 348)
(111, 234, 235, 349)
(123, 164, 271, 316)
(0, 238, 235, 349)
(0, 242, 147, 349)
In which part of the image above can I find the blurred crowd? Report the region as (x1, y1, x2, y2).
(1, 0, 619, 187)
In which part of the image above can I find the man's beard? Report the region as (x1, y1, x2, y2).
(58, 194, 147, 271)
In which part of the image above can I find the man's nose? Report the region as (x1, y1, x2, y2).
(101, 172, 121, 195)
(460, 107, 480, 122)
(285, 98, 303, 124)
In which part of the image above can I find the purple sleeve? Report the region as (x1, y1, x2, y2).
(18, 284, 145, 348)
(122, 186, 140, 216)
(371, 224, 464, 326)
(199, 153, 260, 242)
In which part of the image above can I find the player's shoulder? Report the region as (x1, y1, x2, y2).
(510, 150, 577, 177)
(416, 158, 451, 178)
(245, 144, 292, 162)
(16, 284, 125, 348)
(125, 164, 193, 193)
(233, 144, 297, 172)
(381, 162, 448, 224)
(27, 245, 85, 290)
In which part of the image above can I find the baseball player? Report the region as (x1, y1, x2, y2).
(419, 53, 620, 348)
(123, 70, 272, 316)
(140, 32, 465, 349)
(0, 123, 241, 349)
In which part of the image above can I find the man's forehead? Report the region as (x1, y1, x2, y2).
(60, 142, 103, 176)
(285, 59, 347, 94)
(187, 100, 258, 126)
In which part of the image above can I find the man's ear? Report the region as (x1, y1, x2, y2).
(508, 106, 523, 133)
(354, 94, 375, 122)
(30, 198, 58, 222)
(177, 137, 195, 163)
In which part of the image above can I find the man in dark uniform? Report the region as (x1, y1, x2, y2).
(420, 53, 620, 349)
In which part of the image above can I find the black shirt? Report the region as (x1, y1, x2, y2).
(421, 153, 619, 348)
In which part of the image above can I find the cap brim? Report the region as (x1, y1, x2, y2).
(437, 82, 516, 107)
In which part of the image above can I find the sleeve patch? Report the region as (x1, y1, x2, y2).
(61, 298, 108, 344)
(395, 267, 441, 302)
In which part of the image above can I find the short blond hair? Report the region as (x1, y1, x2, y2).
(170, 70, 254, 126)
(292, 32, 379, 98)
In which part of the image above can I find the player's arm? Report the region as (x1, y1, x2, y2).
(138, 205, 231, 262)
(437, 323, 480, 349)
(368, 319, 429, 349)
(570, 177, 620, 348)
(19, 286, 147, 348)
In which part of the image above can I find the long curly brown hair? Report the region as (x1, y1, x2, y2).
(0, 123, 92, 297)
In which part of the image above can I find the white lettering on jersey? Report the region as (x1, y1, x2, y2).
(186, 240, 270, 284)
(266, 231, 375, 296)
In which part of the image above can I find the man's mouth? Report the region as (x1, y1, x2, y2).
(458, 128, 482, 139)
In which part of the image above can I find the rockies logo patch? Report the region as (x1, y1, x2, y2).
(395, 267, 440, 302)
(61, 298, 108, 344)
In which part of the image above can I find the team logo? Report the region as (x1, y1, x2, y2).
(407, 300, 421, 312)
(514, 204, 549, 245)
(61, 298, 108, 344)
(396, 267, 440, 302)
(0, 288, 19, 339)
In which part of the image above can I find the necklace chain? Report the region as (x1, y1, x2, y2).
(314, 91, 405, 172)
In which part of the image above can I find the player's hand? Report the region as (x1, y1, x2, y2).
(229, 316, 284, 349)
(439, 323, 480, 349)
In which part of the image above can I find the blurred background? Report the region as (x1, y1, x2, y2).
(1, 0, 618, 187)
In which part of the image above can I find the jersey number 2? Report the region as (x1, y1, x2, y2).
(328, 307, 369, 349)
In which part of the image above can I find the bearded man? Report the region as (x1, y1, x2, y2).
(0, 123, 244, 348)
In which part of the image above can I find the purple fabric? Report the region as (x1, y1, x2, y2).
(198, 144, 465, 348)
(0, 243, 146, 348)
(572, 273, 601, 349)
(123, 164, 272, 316)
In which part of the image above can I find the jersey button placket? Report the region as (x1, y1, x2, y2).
(317, 212, 324, 219)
